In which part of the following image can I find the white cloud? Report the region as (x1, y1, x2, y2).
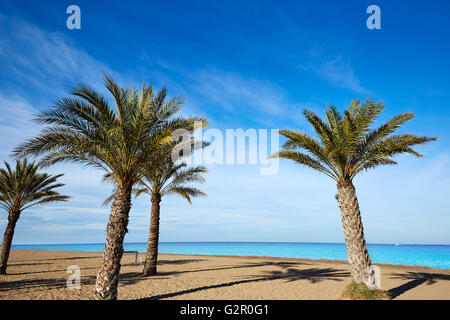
(316, 56, 371, 95)
(150, 61, 310, 125)
(0, 93, 39, 160)
(0, 16, 118, 98)
(191, 69, 292, 116)
(31, 223, 106, 231)
(297, 55, 371, 95)
(32, 206, 109, 216)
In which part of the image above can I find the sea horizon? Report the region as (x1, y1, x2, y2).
(11, 240, 450, 246)
(12, 241, 450, 270)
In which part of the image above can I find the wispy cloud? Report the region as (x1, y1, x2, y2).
(0, 16, 116, 99)
(298, 56, 371, 95)
(151, 61, 315, 126)
(316, 56, 371, 95)
(31, 224, 107, 232)
(190, 68, 292, 116)
(0, 93, 39, 160)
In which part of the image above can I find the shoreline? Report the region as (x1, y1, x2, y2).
(9, 249, 450, 272)
(160, 252, 450, 273)
(12, 241, 450, 245)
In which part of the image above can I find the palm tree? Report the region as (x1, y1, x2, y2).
(13, 75, 207, 299)
(137, 158, 207, 276)
(104, 141, 207, 277)
(0, 159, 69, 274)
(271, 99, 436, 289)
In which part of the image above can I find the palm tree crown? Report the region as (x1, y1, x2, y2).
(136, 159, 207, 203)
(12, 75, 207, 187)
(272, 99, 436, 182)
(0, 159, 68, 274)
(0, 159, 69, 214)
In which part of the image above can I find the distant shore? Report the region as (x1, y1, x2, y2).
(1, 249, 449, 300)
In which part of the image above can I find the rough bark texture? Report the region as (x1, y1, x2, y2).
(142, 193, 161, 276)
(337, 180, 377, 289)
(0, 211, 19, 275)
(93, 184, 132, 300)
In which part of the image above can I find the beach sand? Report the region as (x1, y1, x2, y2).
(0, 249, 449, 300)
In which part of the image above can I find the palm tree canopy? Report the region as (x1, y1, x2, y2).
(12, 75, 207, 187)
(0, 159, 69, 214)
(272, 99, 436, 182)
(136, 131, 208, 203)
(104, 145, 207, 205)
(138, 159, 207, 204)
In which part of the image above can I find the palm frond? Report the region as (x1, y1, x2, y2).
(13, 74, 204, 191)
(0, 159, 69, 214)
(166, 187, 207, 204)
(271, 151, 337, 179)
(274, 99, 436, 182)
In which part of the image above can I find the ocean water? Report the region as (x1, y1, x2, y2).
(11, 242, 450, 270)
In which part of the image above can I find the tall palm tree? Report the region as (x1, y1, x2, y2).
(105, 141, 207, 277)
(0, 159, 69, 274)
(136, 158, 207, 276)
(13, 75, 207, 299)
(271, 99, 436, 289)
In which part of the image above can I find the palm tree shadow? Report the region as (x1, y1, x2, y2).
(120, 271, 174, 286)
(259, 267, 350, 284)
(34, 255, 102, 262)
(157, 259, 204, 265)
(245, 261, 311, 268)
(9, 255, 102, 265)
(388, 272, 450, 299)
(153, 260, 311, 277)
(7, 266, 99, 276)
(120, 272, 145, 285)
(0, 275, 97, 292)
(140, 267, 349, 300)
(7, 262, 53, 267)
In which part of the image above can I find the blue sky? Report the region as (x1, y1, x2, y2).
(0, 0, 449, 245)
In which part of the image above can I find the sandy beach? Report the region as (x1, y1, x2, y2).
(0, 249, 449, 300)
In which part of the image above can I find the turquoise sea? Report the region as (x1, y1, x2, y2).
(11, 242, 450, 270)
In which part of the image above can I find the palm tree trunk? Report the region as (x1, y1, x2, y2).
(337, 180, 377, 289)
(93, 184, 132, 300)
(142, 193, 161, 276)
(0, 212, 19, 275)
